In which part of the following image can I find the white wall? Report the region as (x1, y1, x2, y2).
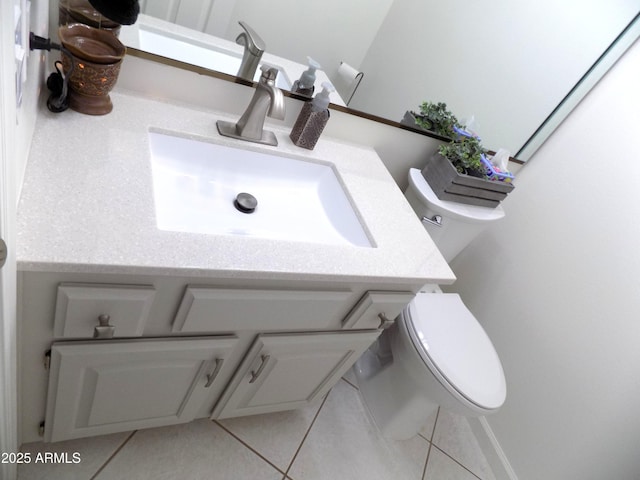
(0, 3, 20, 476)
(0, 0, 47, 475)
(447, 37, 640, 479)
(139, 0, 395, 84)
(354, 0, 638, 154)
(17, 0, 49, 193)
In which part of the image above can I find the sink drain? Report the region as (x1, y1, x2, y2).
(234, 192, 258, 213)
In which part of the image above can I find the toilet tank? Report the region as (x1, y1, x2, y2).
(405, 168, 505, 262)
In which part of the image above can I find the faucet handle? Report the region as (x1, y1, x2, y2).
(236, 21, 265, 55)
(259, 64, 279, 82)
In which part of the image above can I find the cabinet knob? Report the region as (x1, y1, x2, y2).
(378, 312, 394, 329)
(249, 354, 270, 384)
(93, 314, 115, 339)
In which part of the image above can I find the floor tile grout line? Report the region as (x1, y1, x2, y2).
(428, 407, 486, 479)
(89, 430, 137, 480)
(341, 376, 358, 390)
(213, 419, 288, 477)
(421, 407, 439, 479)
(430, 444, 484, 480)
(429, 407, 440, 442)
(418, 407, 440, 448)
(421, 441, 433, 480)
(283, 389, 331, 479)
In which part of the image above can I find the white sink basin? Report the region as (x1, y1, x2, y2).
(137, 28, 291, 90)
(148, 132, 372, 247)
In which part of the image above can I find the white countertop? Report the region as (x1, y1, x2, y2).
(17, 89, 454, 284)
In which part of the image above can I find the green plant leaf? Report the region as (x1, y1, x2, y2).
(438, 136, 487, 178)
(412, 101, 460, 138)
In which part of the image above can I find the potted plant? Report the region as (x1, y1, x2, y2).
(402, 100, 515, 207)
(437, 135, 487, 178)
(401, 102, 461, 139)
(422, 136, 515, 208)
(414, 101, 461, 137)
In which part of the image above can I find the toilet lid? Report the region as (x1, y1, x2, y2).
(404, 293, 506, 410)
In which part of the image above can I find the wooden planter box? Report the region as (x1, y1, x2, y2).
(401, 111, 426, 130)
(422, 153, 515, 208)
(400, 111, 445, 137)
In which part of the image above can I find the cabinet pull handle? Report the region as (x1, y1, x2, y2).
(205, 358, 224, 388)
(93, 314, 115, 339)
(378, 312, 395, 329)
(249, 354, 270, 383)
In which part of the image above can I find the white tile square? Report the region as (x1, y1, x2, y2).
(287, 380, 429, 480)
(432, 411, 496, 480)
(94, 419, 283, 480)
(217, 400, 323, 471)
(424, 447, 481, 480)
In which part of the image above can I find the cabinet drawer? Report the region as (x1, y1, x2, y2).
(173, 287, 352, 333)
(341, 291, 415, 329)
(54, 283, 156, 338)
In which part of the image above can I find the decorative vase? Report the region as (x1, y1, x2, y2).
(59, 0, 121, 36)
(59, 24, 126, 115)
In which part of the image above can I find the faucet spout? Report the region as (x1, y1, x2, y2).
(217, 66, 286, 147)
(235, 21, 265, 81)
(264, 76, 285, 122)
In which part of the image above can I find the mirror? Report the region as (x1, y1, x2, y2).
(54, 0, 640, 160)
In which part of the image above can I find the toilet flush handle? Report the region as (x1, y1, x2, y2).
(421, 215, 442, 227)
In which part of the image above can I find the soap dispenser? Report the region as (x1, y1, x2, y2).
(290, 82, 334, 150)
(291, 57, 321, 96)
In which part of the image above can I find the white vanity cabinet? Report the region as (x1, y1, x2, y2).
(20, 275, 415, 443)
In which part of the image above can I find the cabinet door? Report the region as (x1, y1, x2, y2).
(213, 331, 380, 419)
(44, 337, 237, 442)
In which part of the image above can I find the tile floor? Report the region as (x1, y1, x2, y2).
(18, 372, 496, 480)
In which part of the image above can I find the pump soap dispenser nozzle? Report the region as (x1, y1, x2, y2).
(311, 82, 335, 111)
(292, 57, 321, 96)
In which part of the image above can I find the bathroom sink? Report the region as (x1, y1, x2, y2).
(147, 132, 372, 247)
(137, 28, 291, 90)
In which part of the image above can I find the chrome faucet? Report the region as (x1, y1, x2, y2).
(217, 65, 285, 146)
(235, 21, 265, 81)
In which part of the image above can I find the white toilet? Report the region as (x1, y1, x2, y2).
(354, 168, 507, 440)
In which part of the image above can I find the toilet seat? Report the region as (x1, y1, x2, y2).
(402, 292, 506, 410)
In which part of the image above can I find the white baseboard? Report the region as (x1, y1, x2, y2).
(467, 416, 519, 480)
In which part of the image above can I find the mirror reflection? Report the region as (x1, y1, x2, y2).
(55, 0, 639, 158)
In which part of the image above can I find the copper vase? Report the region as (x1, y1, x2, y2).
(59, 24, 126, 115)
